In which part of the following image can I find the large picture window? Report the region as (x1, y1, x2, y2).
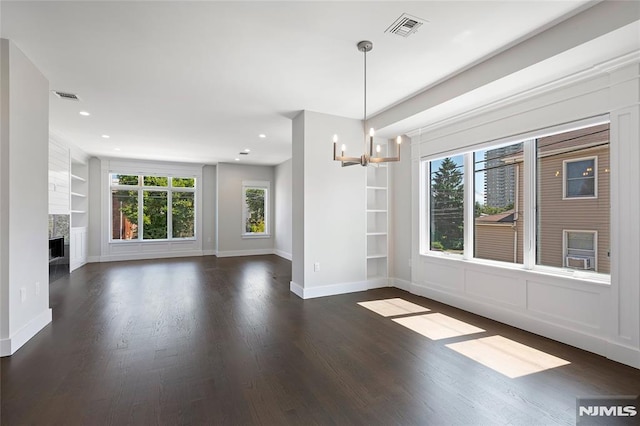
(110, 174, 196, 241)
(420, 119, 610, 278)
(242, 181, 270, 237)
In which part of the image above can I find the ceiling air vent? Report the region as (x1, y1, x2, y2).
(385, 13, 426, 38)
(239, 152, 249, 155)
(52, 90, 80, 101)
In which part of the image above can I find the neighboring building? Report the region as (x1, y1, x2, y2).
(475, 124, 610, 273)
(484, 144, 523, 208)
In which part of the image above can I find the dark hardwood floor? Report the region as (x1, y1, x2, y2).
(2, 255, 639, 425)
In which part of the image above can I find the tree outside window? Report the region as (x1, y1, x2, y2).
(429, 156, 464, 252)
(242, 181, 269, 236)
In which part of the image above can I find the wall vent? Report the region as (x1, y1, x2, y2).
(52, 90, 80, 101)
(385, 13, 426, 38)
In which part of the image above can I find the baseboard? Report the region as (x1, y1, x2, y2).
(99, 250, 204, 262)
(203, 249, 217, 256)
(392, 279, 640, 370)
(87, 255, 100, 263)
(289, 278, 388, 299)
(391, 278, 412, 292)
(216, 249, 274, 258)
(274, 249, 292, 261)
(0, 308, 52, 357)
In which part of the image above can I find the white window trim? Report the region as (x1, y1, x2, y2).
(241, 180, 271, 238)
(109, 174, 197, 242)
(418, 117, 610, 283)
(562, 156, 598, 200)
(563, 229, 598, 271)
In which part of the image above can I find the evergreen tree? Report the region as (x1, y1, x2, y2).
(431, 158, 464, 250)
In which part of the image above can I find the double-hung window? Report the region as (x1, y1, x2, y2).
(110, 174, 196, 241)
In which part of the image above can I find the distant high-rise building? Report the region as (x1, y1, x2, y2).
(484, 144, 523, 208)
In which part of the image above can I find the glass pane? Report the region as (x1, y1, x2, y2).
(143, 191, 168, 239)
(537, 123, 610, 273)
(111, 174, 138, 186)
(172, 177, 195, 188)
(245, 188, 266, 233)
(172, 192, 195, 238)
(566, 159, 594, 179)
(566, 178, 595, 197)
(112, 190, 138, 240)
(143, 176, 168, 187)
(474, 142, 524, 264)
(567, 232, 594, 251)
(429, 156, 464, 253)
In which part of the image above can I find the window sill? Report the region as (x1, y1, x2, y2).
(418, 252, 611, 285)
(109, 238, 196, 243)
(242, 233, 271, 239)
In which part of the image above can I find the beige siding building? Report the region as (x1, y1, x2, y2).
(475, 124, 610, 273)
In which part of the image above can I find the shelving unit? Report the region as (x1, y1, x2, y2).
(70, 160, 89, 271)
(366, 163, 388, 282)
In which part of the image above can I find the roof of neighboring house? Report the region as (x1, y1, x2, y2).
(475, 210, 516, 224)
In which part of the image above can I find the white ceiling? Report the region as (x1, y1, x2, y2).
(1, 1, 598, 165)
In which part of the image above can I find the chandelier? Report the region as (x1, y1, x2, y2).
(333, 40, 402, 167)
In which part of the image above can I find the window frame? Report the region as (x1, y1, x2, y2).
(241, 180, 271, 239)
(562, 156, 598, 200)
(109, 173, 196, 243)
(418, 116, 610, 283)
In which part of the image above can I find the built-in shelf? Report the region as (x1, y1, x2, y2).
(71, 209, 86, 214)
(366, 162, 389, 282)
(71, 174, 86, 182)
(71, 192, 86, 198)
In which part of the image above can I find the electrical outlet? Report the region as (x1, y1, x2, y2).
(35, 282, 40, 296)
(20, 287, 26, 303)
(314, 262, 320, 272)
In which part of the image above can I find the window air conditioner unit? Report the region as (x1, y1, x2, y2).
(566, 256, 594, 270)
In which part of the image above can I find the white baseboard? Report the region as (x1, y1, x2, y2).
(87, 255, 100, 263)
(216, 249, 274, 258)
(203, 249, 217, 256)
(99, 250, 204, 262)
(395, 279, 640, 370)
(274, 249, 292, 261)
(391, 278, 412, 292)
(289, 278, 388, 299)
(0, 308, 52, 357)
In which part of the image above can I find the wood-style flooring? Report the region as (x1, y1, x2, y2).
(2, 255, 639, 425)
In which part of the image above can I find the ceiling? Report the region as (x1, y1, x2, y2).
(1, 1, 599, 165)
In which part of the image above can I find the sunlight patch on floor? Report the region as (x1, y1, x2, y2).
(446, 335, 571, 378)
(357, 298, 430, 317)
(392, 313, 485, 340)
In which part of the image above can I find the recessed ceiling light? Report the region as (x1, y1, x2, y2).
(114, 147, 121, 151)
(101, 134, 110, 139)
(258, 134, 266, 138)
(79, 111, 90, 116)
(235, 158, 240, 161)
(244, 148, 250, 153)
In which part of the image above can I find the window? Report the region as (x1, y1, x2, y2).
(536, 124, 609, 273)
(474, 142, 524, 264)
(564, 231, 597, 271)
(420, 119, 610, 278)
(427, 156, 464, 253)
(110, 174, 196, 241)
(564, 157, 596, 198)
(242, 181, 270, 236)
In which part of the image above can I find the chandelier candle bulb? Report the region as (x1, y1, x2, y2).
(397, 136, 402, 144)
(376, 144, 381, 154)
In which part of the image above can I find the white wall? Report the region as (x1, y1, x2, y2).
(0, 39, 52, 356)
(390, 138, 412, 283)
(216, 163, 275, 257)
(399, 61, 640, 369)
(87, 157, 101, 261)
(275, 159, 292, 260)
(291, 111, 383, 299)
(202, 165, 216, 255)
